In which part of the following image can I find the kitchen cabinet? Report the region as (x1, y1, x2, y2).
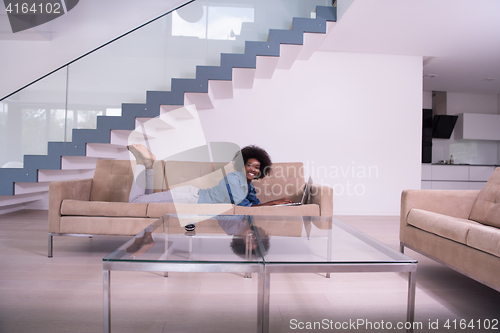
(421, 164, 496, 190)
(454, 113, 500, 140)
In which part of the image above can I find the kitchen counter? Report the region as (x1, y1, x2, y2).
(430, 163, 500, 167)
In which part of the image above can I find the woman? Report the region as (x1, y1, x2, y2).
(128, 143, 292, 206)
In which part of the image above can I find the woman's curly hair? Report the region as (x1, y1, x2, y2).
(234, 145, 272, 179)
(230, 226, 271, 258)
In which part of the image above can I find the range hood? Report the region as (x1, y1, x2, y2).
(431, 92, 458, 139)
(432, 115, 458, 139)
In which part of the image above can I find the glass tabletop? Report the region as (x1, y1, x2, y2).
(103, 214, 265, 264)
(103, 214, 416, 266)
(252, 215, 415, 264)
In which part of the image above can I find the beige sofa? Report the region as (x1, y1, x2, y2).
(49, 159, 333, 257)
(400, 167, 500, 292)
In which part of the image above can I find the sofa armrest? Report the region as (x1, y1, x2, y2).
(48, 178, 93, 233)
(400, 189, 480, 241)
(309, 183, 334, 216)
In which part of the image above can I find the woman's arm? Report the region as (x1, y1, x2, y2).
(252, 198, 293, 207)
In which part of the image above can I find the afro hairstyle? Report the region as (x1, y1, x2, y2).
(233, 145, 272, 179)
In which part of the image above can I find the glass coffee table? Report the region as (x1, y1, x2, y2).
(103, 214, 417, 333)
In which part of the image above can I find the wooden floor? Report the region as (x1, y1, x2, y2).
(0, 210, 499, 333)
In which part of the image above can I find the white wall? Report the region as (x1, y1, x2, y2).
(447, 92, 498, 115)
(198, 51, 423, 215)
(422, 90, 432, 109)
(498, 95, 500, 162)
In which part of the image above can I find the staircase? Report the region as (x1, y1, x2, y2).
(0, 6, 337, 211)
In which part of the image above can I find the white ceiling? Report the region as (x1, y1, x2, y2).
(320, 0, 500, 95)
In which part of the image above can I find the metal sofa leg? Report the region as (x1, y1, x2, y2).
(48, 233, 53, 258)
(400, 242, 405, 254)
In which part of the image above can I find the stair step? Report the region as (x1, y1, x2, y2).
(185, 92, 214, 110)
(136, 115, 176, 131)
(255, 56, 280, 79)
(0, 193, 44, 208)
(38, 168, 95, 182)
(316, 6, 337, 22)
(86, 143, 129, 159)
(297, 32, 328, 60)
(61, 156, 100, 170)
(233, 68, 256, 89)
(276, 44, 303, 70)
(326, 21, 336, 33)
(160, 104, 197, 119)
(208, 80, 233, 99)
(110, 130, 134, 147)
(14, 182, 49, 195)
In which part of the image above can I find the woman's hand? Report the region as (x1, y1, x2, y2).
(259, 198, 293, 206)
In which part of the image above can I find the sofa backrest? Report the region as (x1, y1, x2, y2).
(469, 167, 500, 227)
(90, 160, 134, 202)
(163, 161, 236, 190)
(90, 160, 305, 203)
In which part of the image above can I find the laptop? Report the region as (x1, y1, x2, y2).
(274, 177, 313, 206)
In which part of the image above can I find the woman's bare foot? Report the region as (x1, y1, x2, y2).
(127, 144, 156, 169)
(125, 236, 144, 254)
(131, 232, 155, 257)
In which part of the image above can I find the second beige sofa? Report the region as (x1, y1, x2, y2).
(400, 167, 500, 292)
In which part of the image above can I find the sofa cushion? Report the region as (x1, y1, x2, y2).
(467, 224, 500, 258)
(469, 168, 500, 228)
(407, 208, 480, 244)
(234, 204, 320, 217)
(147, 203, 234, 218)
(61, 200, 148, 217)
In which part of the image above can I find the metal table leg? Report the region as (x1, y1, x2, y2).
(406, 269, 417, 333)
(104, 269, 110, 333)
(262, 268, 270, 333)
(257, 271, 264, 333)
(257, 268, 271, 333)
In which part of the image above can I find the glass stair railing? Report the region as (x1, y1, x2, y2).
(0, 0, 336, 196)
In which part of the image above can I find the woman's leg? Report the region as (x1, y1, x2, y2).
(129, 165, 174, 203)
(128, 144, 174, 203)
(127, 144, 200, 204)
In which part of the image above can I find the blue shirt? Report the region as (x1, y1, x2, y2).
(197, 171, 261, 206)
(217, 216, 250, 235)
(235, 179, 261, 207)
